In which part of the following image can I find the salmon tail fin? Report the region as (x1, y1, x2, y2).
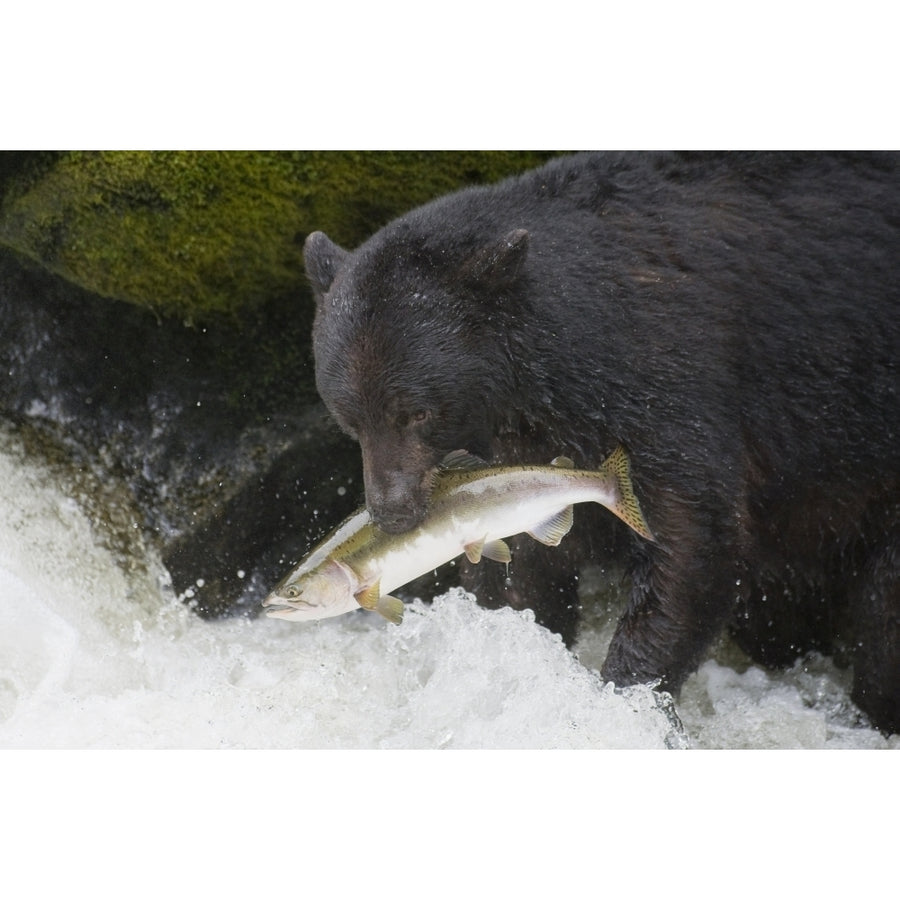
(600, 446, 656, 542)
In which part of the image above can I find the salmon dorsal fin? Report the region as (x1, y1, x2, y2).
(440, 449, 488, 470)
(527, 505, 574, 546)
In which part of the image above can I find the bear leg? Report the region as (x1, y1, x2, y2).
(728, 577, 843, 669)
(849, 534, 900, 736)
(601, 501, 741, 693)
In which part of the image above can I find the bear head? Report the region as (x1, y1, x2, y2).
(304, 226, 530, 533)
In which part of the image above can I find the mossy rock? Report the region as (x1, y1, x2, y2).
(0, 151, 559, 322)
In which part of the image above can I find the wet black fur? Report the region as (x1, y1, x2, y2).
(305, 152, 900, 734)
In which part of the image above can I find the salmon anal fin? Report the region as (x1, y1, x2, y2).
(527, 506, 574, 546)
(482, 539, 512, 564)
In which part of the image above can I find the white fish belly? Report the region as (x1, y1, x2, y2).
(375, 527, 467, 596)
(372, 484, 611, 596)
(458, 482, 612, 545)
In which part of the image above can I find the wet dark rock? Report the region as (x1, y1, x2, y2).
(0, 152, 560, 616)
(0, 245, 349, 613)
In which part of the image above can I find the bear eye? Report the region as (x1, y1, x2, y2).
(396, 409, 430, 429)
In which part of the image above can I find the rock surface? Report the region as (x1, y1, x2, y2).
(0, 151, 559, 615)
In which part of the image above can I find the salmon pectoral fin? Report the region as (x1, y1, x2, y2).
(527, 506, 574, 546)
(354, 580, 405, 624)
(355, 579, 380, 610)
(375, 595, 405, 625)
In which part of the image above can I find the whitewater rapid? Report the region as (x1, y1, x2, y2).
(1, 427, 896, 750)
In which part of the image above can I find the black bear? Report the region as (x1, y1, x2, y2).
(303, 152, 900, 735)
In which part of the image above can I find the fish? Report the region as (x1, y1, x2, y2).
(262, 445, 654, 625)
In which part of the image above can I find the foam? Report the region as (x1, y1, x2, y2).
(0, 430, 896, 750)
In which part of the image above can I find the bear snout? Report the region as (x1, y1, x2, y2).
(361, 438, 439, 534)
(364, 471, 429, 534)
(370, 505, 425, 535)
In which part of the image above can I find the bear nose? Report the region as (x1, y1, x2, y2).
(363, 465, 428, 534)
(370, 505, 422, 535)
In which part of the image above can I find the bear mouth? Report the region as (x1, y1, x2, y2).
(369, 505, 427, 535)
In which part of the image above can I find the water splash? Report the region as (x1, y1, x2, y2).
(0, 428, 896, 749)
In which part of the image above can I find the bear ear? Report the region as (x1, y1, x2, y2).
(461, 228, 530, 288)
(304, 231, 350, 299)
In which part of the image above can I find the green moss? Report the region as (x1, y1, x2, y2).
(0, 151, 560, 322)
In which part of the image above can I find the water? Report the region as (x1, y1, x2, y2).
(0, 428, 896, 751)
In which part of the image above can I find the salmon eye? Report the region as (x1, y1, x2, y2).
(283, 584, 301, 598)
